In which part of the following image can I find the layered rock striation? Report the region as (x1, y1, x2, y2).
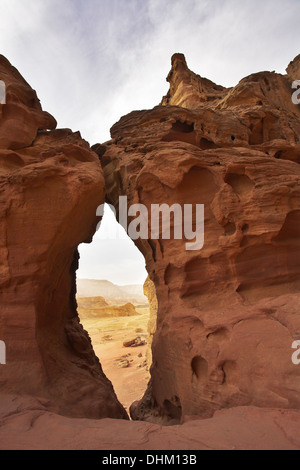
(143, 276, 158, 368)
(0, 55, 127, 420)
(1, 49, 300, 430)
(98, 53, 300, 423)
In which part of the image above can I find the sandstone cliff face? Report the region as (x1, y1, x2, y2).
(99, 53, 300, 423)
(1, 49, 300, 433)
(0, 56, 127, 420)
(1, 394, 300, 450)
(143, 276, 158, 368)
(286, 54, 300, 82)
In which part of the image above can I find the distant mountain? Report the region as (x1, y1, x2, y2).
(76, 279, 148, 305)
(77, 299, 138, 319)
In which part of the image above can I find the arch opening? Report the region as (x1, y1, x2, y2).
(76, 204, 155, 415)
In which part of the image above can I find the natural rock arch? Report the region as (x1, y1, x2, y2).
(1, 51, 300, 425)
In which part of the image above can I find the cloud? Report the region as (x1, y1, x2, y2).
(1, 0, 299, 143)
(1, 0, 299, 284)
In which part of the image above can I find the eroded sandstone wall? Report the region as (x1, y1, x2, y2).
(143, 276, 158, 368)
(99, 53, 300, 423)
(0, 56, 127, 420)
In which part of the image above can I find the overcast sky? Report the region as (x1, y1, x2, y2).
(1, 0, 299, 285)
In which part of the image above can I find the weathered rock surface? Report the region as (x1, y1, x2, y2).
(77, 295, 109, 309)
(1, 51, 300, 449)
(0, 394, 300, 450)
(123, 337, 146, 348)
(99, 53, 300, 423)
(0, 55, 127, 420)
(286, 54, 300, 82)
(143, 276, 158, 367)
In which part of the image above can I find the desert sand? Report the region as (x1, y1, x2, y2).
(80, 307, 150, 413)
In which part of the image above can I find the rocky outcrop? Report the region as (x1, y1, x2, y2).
(0, 55, 127, 420)
(0, 56, 56, 149)
(161, 53, 227, 109)
(286, 54, 300, 82)
(143, 276, 158, 367)
(123, 337, 146, 348)
(77, 296, 109, 309)
(1, 48, 300, 448)
(1, 394, 300, 450)
(78, 300, 138, 319)
(99, 53, 300, 423)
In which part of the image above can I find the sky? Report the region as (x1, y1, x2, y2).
(1, 0, 299, 285)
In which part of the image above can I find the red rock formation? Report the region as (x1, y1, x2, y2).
(123, 337, 146, 348)
(98, 53, 300, 423)
(161, 53, 227, 109)
(286, 54, 300, 81)
(78, 300, 138, 319)
(1, 50, 300, 449)
(0, 55, 127, 420)
(77, 296, 109, 310)
(143, 276, 158, 367)
(1, 394, 300, 450)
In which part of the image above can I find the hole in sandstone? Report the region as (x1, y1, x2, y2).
(274, 150, 300, 164)
(162, 120, 196, 146)
(224, 222, 236, 236)
(171, 120, 194, 133)
(162, 397, 182, 423)
(199, 137, 218, 150)
(249, 119, 264, 145)
(76, 204, 153, 415)
(224, 172, 254, 197)
(207, 328, 230, 342)
(191, 356, 208, 383)
(231, 135, 236, 141)
(242, 223, 250, 233)
(220, 360, 238, 385)
(274, 210, 300, 244)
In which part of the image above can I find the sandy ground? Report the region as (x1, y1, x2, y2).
(81, 308, 150, 413)
(1, 394, 300, 449)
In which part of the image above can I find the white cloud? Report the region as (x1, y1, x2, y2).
(1, 0, 299, 143)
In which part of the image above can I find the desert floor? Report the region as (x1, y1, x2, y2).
(81, 308, 150, 413)
(2, 306, 300, 450)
